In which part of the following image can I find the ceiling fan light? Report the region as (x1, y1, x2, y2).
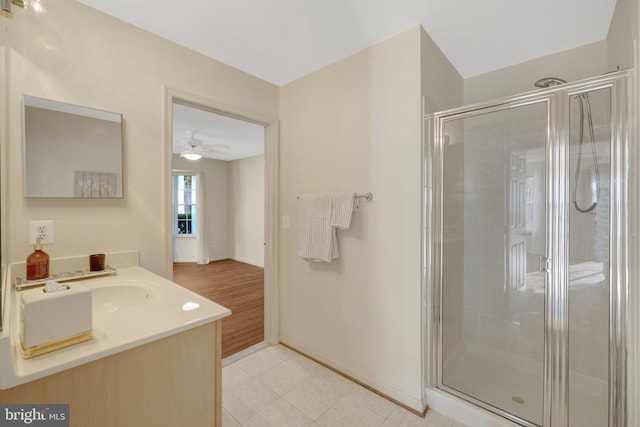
(181, 150, 202, 160)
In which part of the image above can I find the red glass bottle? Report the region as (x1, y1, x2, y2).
(26, 236, 49, 281)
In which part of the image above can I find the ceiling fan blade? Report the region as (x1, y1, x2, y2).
(200, 146, 224, 153)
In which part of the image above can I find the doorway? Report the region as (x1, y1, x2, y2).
(164, 88, 279, 358)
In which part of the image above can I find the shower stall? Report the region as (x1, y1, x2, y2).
(425, 70, 631, 427)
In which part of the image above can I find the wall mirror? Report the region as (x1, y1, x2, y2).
(23, 95, 123, 198)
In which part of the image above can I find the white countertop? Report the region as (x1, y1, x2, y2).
(0, 257, 230, 389)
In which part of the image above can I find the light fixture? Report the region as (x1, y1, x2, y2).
(180, 149, 202, 161)
(30, 0, 44, 13)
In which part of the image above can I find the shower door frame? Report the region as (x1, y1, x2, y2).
(424, 70, 631, 427)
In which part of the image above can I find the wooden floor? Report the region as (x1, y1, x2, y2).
(173, 259, 264, 359)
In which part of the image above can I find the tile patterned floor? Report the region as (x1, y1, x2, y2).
(222, 345, 466, 427)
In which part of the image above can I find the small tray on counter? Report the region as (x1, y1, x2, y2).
(15, 266, 117, 291)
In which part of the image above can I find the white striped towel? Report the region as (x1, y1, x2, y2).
(331, 192, 358, 229)
(298, 192, 357, 262)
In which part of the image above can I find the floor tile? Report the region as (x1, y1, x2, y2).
(257, 357, 313, 395)
(223, 378, 280, 425)
(313, 367, 357, 396)
(223, 364, 252, 394)
(234, 347, 286, 377)
(383, 406, 453, 427)
(244, 398, 314, 427)
(266, 344, 299, 360)
(283, 373, 347, 420)
(347, 384, 397, 418)
(287, 351, 325, 375)
(222, 409, 241, 427)
(222, 346, 463, 427)
(316, 395, 386, 427)
(423, 410, 455, 427)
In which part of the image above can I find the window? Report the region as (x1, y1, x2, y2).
(173, 174, 197, 235)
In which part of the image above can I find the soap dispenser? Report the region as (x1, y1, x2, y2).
(26, 236, 49, 281)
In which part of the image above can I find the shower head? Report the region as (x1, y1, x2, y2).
(534, 77, 567, 88)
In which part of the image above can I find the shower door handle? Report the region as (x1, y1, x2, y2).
(539, 256, 551, 273)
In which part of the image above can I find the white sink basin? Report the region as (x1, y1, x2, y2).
(91, 281, 153, 313)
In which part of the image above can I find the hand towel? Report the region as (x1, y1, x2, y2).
(298, 193, 334, 262)
(330, 192, 357, 229)
(298, 192, 357, 262)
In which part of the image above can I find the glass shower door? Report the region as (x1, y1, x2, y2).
(430, 71, 630, 427)
(438, 100, 549, 426)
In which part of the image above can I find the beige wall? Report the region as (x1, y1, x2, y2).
(421, 28, 464, 113)
(278, 26, 462, 411)
(607, 0, 636, 71)
(3, 0, 278, 277)
(464, 41, 608, 104)
(464, 0, 637, 106)
(230, 155, 265, 267)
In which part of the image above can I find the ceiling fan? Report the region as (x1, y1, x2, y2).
(176, 131, 230, 160)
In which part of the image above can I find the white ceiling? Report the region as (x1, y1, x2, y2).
(77, 0, 617, 160)
(77, 0, 616, 86)
(173, 104, 264, 161)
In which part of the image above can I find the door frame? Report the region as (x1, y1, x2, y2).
(163, 86, 279, 346)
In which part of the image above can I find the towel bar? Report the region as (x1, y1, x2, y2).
(356, 192, 373, 201)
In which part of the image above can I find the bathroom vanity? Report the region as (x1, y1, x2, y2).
(0, 251, 231, 426)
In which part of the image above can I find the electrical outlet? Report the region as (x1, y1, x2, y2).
(29, 220, 55, 245)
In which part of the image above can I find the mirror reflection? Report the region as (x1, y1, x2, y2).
(23, 95, 123, 198)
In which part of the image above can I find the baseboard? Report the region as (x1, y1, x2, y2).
(279, 337, 426, 416)
(174, 256, 263, 266)
(230, 256, 264, 268)
(173, 256, 228, 264)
